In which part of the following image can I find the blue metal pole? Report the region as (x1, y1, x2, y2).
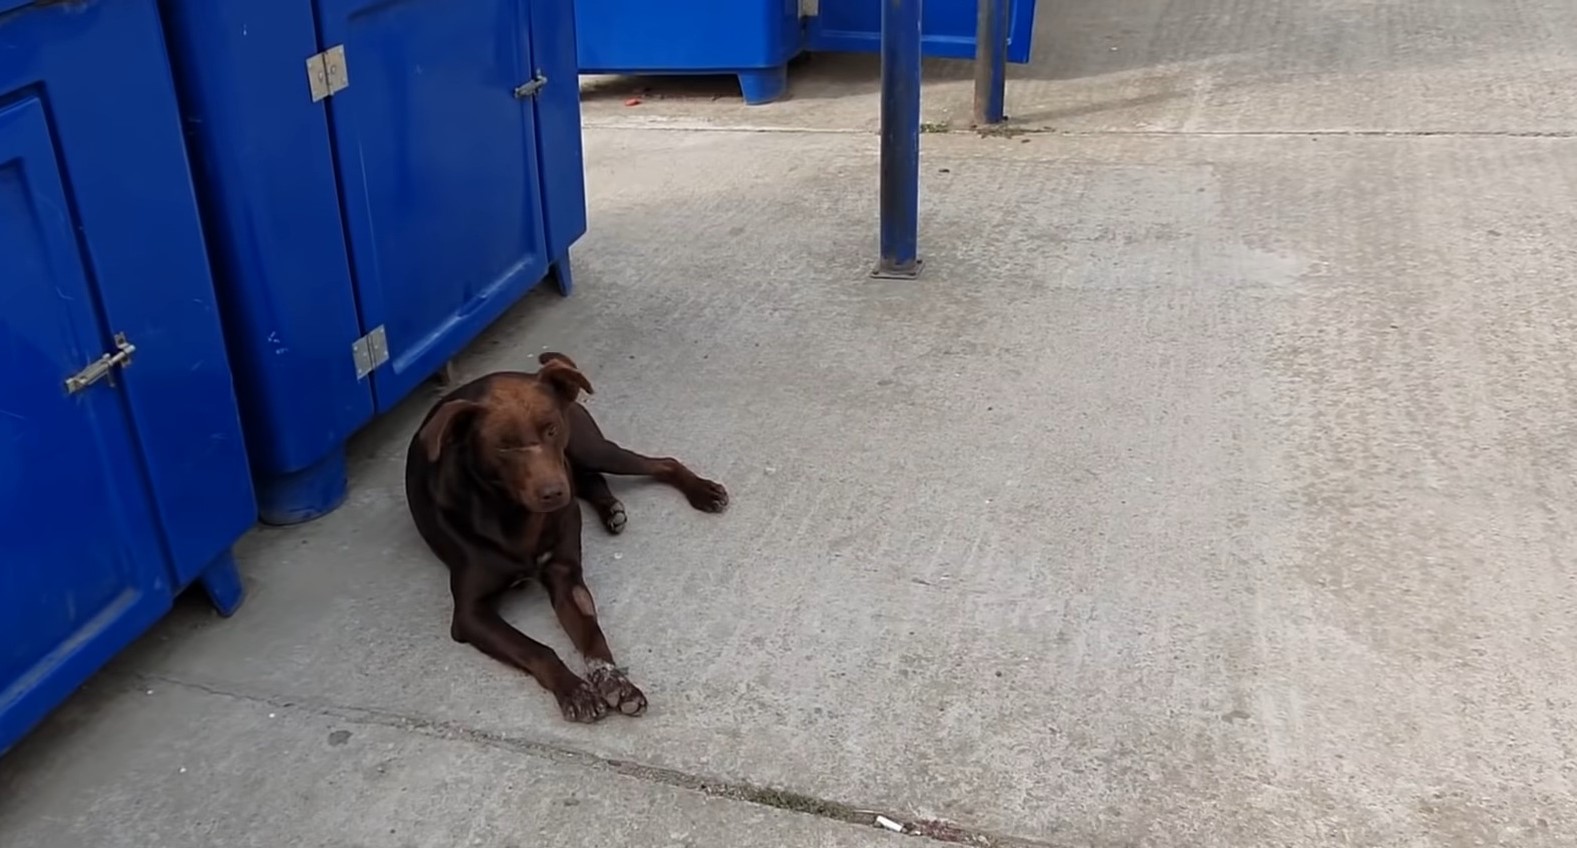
(973, 0, 1007, 125)
(874, 0, 922, 278)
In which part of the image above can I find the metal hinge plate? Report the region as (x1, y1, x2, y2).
(65, 333, 136, 395)
(351, 325, 389, 380)
(307, 44, 349, 102)
(512, 73, 548, 100)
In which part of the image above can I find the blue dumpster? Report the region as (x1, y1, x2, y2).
(575, 0, 1039, 105)
(577, 0, 801, 104)
(1, 0, 257, 756)
(158, 0, 589, 524)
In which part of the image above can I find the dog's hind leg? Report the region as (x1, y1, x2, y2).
(574, 467, 627, 535)
(565, 404, 729, 513)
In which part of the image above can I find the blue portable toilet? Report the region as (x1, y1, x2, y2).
(2, 0, 257, 755)
(158, 0, 588, 524)
(574, 0, 1039, 104)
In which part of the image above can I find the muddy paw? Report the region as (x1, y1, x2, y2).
(601, 501, 627, 535)
(684, 478, 729, 514)
(555, 678, 611, 724)
(588, 661, 648, 717)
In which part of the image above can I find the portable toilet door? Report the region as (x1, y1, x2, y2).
(310, 0, 558, 407)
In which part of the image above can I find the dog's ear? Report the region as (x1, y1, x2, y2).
(418, 399, 484, 461)
(538, 351, 579, 369)
(537, 357, 593, 403)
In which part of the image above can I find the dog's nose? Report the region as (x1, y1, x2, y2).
(537, 483, 568, 505)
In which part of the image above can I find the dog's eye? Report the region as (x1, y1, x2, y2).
(543, 424, 559, 439)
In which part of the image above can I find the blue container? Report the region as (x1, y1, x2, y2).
(806, 0, 1037, 63)
(577, 0, 801, 105)
(575, 0, 1040, 105)
(1, 0, 257, 756)
(158, 0, 588, 524)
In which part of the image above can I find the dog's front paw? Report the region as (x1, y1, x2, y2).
(684, 478, 729, 514)
(554, 677, 611, 723)
(588, 660, 648, 717)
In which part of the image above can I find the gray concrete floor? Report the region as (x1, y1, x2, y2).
(5, 1, 1577, 846)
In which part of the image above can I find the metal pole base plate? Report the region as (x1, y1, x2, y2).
(871, 259, 924, 280)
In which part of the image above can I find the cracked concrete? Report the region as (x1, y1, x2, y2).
(4, 1, 1577, 846)
(0, 680, 914, 848)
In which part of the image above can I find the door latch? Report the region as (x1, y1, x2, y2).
(65, 333, 136, 395)
(512, 74, 548, 100)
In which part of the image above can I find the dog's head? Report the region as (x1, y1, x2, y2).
(417, 353, 591, 513)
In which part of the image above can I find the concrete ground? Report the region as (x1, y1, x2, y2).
(5, 1, 1577, 845)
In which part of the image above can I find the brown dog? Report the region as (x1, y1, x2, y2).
(404, 352, 727, 722)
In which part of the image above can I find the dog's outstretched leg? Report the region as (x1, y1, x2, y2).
(448, 562, 608, 723)
(541, 508, 647, 716)
(564, 403, 729, 513)
(543, 560, 647, 716)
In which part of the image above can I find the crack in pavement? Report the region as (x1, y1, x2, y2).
(133, 672, 1062, 848)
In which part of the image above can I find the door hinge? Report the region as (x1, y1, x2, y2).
(512, 73, 548, 100)
(307, 44, 350, 102)
(65, 333, 136, 395)
(351, 325, 389, 380)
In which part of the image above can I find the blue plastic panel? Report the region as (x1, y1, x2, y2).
(807, 0, 1039, 64)
(1, 0, 252, 753)
(528, 0, 589, 264)
(576, 0, 800, 73)
(315, 0, 552, 407)
(0, 92, 173, 759)
(158, 0, 372, 480)
(9, 0, 256, 586)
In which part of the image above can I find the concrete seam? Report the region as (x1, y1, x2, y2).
(579, 121, 1577, 140)
(132, 672, 1066, 848)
